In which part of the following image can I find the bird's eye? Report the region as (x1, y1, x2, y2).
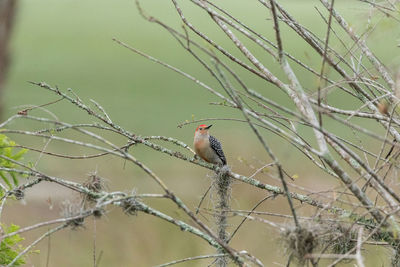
(199, 128, 203, 130)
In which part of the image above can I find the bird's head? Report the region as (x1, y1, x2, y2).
(195, 124, 212, 136)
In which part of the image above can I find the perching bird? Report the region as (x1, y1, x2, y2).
(193, 124, 226, 166)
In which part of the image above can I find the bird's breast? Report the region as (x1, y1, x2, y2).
(194, 136, 208, 152)
(194, 136, 211, 161)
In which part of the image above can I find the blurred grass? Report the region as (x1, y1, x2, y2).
(2, 0, 399, 266)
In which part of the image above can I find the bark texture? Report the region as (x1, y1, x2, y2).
(0, 0, 17, 119)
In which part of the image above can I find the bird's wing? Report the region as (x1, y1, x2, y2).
(209, 135, 227, 165)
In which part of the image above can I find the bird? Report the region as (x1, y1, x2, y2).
(193, 124, 226, 166)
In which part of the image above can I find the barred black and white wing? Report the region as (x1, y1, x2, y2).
(209, 135, 227, 165)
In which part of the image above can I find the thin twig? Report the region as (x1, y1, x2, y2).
(7, 223, 68, 267)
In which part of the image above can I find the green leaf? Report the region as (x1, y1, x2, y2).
(0, 223, 30, 266)
(12, 149, 28, 161)
(0, 134, 28, 187)
(0, 172, 11, 189)
(10, 172, 18, 187)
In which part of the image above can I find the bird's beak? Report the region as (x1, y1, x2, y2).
(205, 125, 212, 129)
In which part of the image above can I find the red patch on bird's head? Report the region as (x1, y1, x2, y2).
(195, 124, 208, 132)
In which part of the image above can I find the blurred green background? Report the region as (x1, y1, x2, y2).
(2, 0, 399, 266)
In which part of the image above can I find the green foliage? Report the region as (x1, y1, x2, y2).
(0, 136, 34, 265)
(0, 134, 28, 189)
(0, 223, 27, 266)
